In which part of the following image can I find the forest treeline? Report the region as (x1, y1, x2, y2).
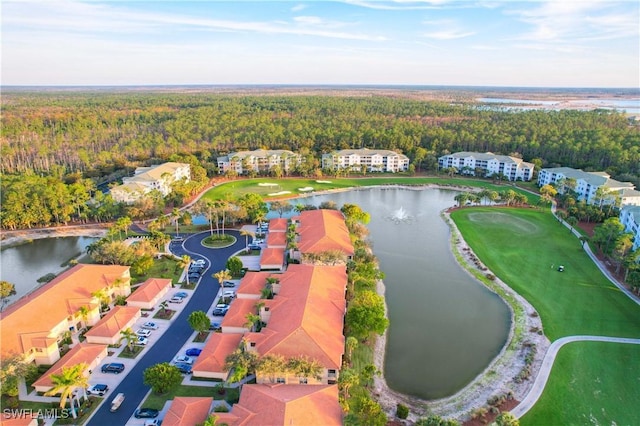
(2, 92, 639, 180)
(1, 91, 639, 230)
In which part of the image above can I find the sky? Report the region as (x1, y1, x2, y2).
(2, 0, 639, 88)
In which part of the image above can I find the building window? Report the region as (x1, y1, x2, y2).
(276, 377, 286, 384)
(299, 378, 308, 384)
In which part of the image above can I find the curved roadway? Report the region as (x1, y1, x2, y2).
(87, 230, 243, 426)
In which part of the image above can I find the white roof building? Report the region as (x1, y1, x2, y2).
(438, 152, 534, 182)
(620, 205, 640, 251)
(322, 148, 409, 173)
(110, 162, 190, 204)
(217, 149, 301, 175)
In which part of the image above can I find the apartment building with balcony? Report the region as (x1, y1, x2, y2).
(438, 151, 534, 181)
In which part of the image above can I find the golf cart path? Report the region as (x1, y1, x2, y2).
(511, 335, 640, 418)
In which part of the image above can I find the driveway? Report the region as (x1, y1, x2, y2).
(86, 230, 244, 426)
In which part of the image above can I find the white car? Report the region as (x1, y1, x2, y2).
(141, 321, 159, 330)
(174, 355, 193, 365)
(135, 336, 148, 346)
(192, 259, 206, 266)
(222, 290, 236, 299)
(136, 329, 152, 338)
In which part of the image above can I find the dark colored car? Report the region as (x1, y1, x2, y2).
(209, 322, 221, 331)
(212, 304, 229, 316)
(247, 244, 261, 251)
(134, 408, 159, 419)
(101, 363, 125, 374)
(188, 272, 201, 280)
(223, 281, 235, 288)
(87, 384, 109, 396)
(185, 348, 202, 357)
(174, 362, 192, 374)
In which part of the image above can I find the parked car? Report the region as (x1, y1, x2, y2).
(144, 420, 161, 426)
(209, 322, 221, 331)
(212, 304, 229, 316)
(247, 244, 261, 251)
(253, 238, 264, 244)
(188, 266, 203, 273)
(136, 329, 152, 338)
(222, 290, 236, 299)
(101, 363, 125, 374)
(192, 259, 206, 266)
(141, 321, 159, 330)
(174, 291, 189, 299)
(174, 355, 193, 365)
(169, 296, 184, 303)
(188, 273, 201, 280)
(174, 362, 192, 374)
(87, 384, 109, 396)
(185, 348, 202, 356)
(136, 336, 148, 346)
(223, 281, 236, 288)
(134, 408, 159, 419)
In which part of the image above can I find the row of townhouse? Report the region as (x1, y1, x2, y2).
(620, 206, 640, 251)
(322, 148, 410, 173)
(186, 209, 354, 425)
(438, 152, 535, 181)
(537, 167, 640, 206)
(0, 265, 174, 394)
(216, 149, 302, 175)
(110, 162, 191, 204)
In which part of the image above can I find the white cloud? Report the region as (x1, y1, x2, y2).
(291, 4, 307, 12)
(340, 0, 447, 10)
(422, 30, 475, 40)
(421, 18, 475, 40)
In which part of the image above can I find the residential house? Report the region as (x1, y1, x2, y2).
(215, 384, 342, 426)
(538, 167, 640, 206)
(0, 264, 130, 365)
(322, 148, 409, 173)
(438, 152, 535, 181)
(217, 149, 301, 175)
(290, 209, 354, 264)
(191, 333, 244, 380)
(110, 162, 190, 204)
(620, 205, 640, 251)
(221, 298, 259, 334)
(126, 278, 172, 310)
(32, 343, 108, 393)
(259, 247, 286, 272)
(245, 264, 347, 385)
(83, 306, 141, 345)
(235, 272, 276, 300)
(162, 397, 214, 426)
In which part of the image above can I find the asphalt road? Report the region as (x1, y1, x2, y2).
(87, 230, 244, 426)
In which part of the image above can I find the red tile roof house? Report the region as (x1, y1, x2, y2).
(235, 272, 275, 300)
(191, 333, 244, 380)
(83, 306, 141, 345)
(32, 343, 108, 394)
(246, 264, 347, 385)
(215, 384, 342, 426)
(221, 298, 259, 334)
(266, 231, 287, 248)
(268, 218, 288, 233)
(126, 278, 172, 310)
(291, 209, 354, 264)
(0, 264, 131, 365)
(259, 247, 285, 272)
(161, 397, 214, 426)
(0, 416, 38, 426)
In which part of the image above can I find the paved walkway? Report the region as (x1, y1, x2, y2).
(511, 335, 640, 418)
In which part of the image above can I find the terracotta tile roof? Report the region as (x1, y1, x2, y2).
(127, 278, 171, 303)
(268, 218, 288, 232)
(0, 417, 38, 426)
(246, 265, 347, 369)
(32, 343, 108, 388)
(260, 248, 285, 268)
(0, 264, 130, 358)
(192, 333, 243, 374)
(296, 210, 354, 255)
(217, 384, 342, 426)
(84, 306, 140, 339)
(266, 232, 286, 247)
(237, 272, 275, 297)
(221, 299, 259, 329)
(161, 397, 213, 426)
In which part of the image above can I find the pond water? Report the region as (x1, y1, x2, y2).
(0, 237, 97, 306)
(299, 188, 511, 399)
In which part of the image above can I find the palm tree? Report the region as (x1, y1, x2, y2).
(172, 208, 181, 236)
(199, 414, 219, 426)
(45, 363, 90, 419)
(240, 229, 255, 250)
(244, 313, 261, 332)
(75, 306, 90, 330)
(91, 289, 111, 312)
(179, 255, 191, 286)
(159, 300, 169, 315)
(214, 270, 232, 287)
(345, 336, 358, 364)
(119, 328, 138, 352)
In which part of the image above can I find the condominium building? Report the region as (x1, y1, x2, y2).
(216, 149, 301, 175)
(0, 264, 131, 365)
(620, 205, 640, 251)
(110, 162, 190, 204)
(438, 152, 534, 181)
(322, 148, 409, 173)
(538, 167, 640, 206)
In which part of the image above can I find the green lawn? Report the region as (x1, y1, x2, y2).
(142, 384, 240, 410)
(520, 341, 640, 426)
(451, 207, 640, 340)
(451, 207, 640, 423)
(203, 176, 538, 204)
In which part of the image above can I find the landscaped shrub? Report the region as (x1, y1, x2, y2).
(396, 403, 409, 419)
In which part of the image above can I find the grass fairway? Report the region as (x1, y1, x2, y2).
(451, 207, 640, 423)
(451, 207, 640, 340)
(203, 176, 539, 204)
(520, 341, 640, 426)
